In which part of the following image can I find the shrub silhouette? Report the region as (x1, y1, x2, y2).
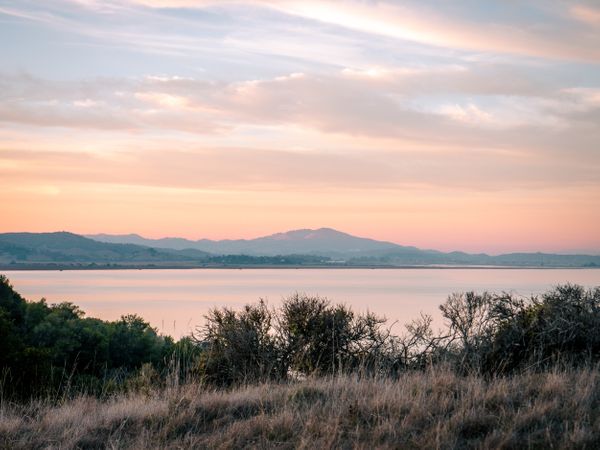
(278, 293, 391, 375)
(436, 284, 600, 374)
(483, 284, 600, 373)
(195, 285, 600, 383)
(196, 300, 284, 386)
(196, 293, 397, 384)
(195, 294, 393, 384)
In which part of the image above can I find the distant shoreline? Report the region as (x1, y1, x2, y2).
(1, 264, 598, 271)
(3, 232, 598, 271)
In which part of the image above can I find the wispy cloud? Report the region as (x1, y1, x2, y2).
(125, 0, 600, 62)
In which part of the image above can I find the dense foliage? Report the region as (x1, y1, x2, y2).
(0, 275, 179, 399)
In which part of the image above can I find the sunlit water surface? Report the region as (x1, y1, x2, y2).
(3, 269, 599, 338)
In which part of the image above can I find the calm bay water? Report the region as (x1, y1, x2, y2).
(3, 268, 600, 338)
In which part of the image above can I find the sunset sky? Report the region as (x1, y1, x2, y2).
(1, 0, 599, 254)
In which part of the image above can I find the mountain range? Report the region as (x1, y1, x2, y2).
(88, 228, 600, 267)
(0, 228, 598, 268)
(87, 228, 406, 257)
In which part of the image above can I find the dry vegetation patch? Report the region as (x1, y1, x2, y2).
(2, 368, 600, 449)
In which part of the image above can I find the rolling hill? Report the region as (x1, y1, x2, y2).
(0, 232, 329, 268)
(0, 232, 205, 266)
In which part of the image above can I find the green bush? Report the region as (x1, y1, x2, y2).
(0, 275, 176, 399)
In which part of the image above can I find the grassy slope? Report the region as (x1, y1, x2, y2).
(2, 368, 600, 449)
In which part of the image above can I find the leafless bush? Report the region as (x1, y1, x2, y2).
(432, 285, 600, 374)
(277, 293, 393, 376)
(193, 285, 600, 384)
(484, 284, 600, 373)
(194, 300, 284, 386)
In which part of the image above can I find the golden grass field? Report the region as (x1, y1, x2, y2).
(2, 366, 600, 449)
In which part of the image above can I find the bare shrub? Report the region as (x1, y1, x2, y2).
(484, 285, 600, 373)
(193, 285, 600, 383)
(195, 300, 284, 385)
(435, 285, 600, 374)
(277, 293, 392, 376)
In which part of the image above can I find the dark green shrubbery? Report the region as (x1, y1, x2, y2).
(0, 275, 176, 399)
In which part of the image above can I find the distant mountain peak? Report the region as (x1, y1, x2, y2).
(264, 228, 358, 241)
(93, 233, 144, 239)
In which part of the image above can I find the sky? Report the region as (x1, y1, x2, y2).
(0, 0, 599, 254)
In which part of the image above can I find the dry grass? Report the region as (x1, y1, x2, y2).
(2, 367, 600, 449)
